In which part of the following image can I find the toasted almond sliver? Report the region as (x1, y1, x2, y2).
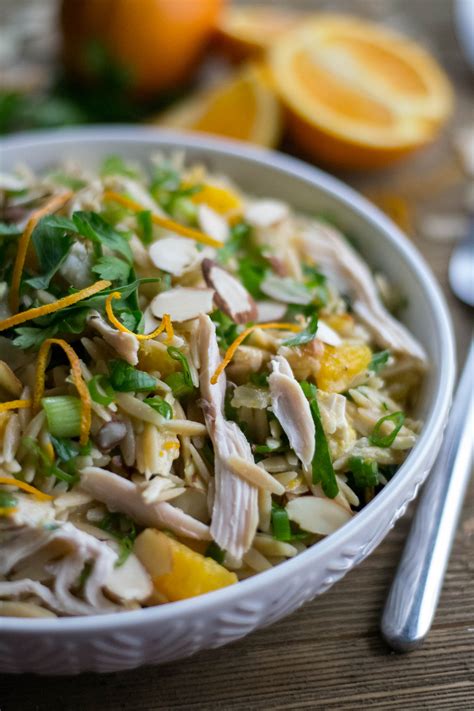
(0, 361, 23, 398)
(227, 455, 285, 495)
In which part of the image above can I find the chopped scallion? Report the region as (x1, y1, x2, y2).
(271, 504, 292, 542)
(348, 456, 379, 488)
(41, 395, 82, 438)
(369, 411, 405, 447)
(300, 381, 338, 498)
(88, 374, 115, 406)
(164, 347, 194, 398)
(144, 396, 172, 419)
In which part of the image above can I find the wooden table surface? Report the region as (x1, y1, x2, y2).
(1, 0, 473, 708)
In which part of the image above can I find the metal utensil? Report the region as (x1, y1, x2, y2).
(381, 230, 474, 652)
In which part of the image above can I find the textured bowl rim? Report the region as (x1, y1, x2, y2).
(0, 126, 456, 635)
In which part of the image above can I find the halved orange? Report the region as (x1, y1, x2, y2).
(268, 15, 453, 168)
(215, 5, 305, 60)
(153, 64, 282, 148)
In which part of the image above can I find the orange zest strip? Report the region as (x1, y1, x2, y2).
(0, 506, 18, 516)
(33, 338, 91, 447)
(105, 291, 173, 342)
(210, 322, 301, 384)
(9, 191, 74, 313)
(162, 314, 174, 345)
(0, 476, 53, 502)
(0, 399, 32, 412)
(103, 190, 224, 249)
(0, 280, 111, 333)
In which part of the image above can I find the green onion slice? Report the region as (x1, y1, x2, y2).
(144, 396, 172, 420)
(369, 411, 405, 447)
(41, 396, 82, 439)
(348, 456, 379, 488)
(88, 375, 115, 406)
(300, 381, 339, 499)
(271, 504, 293, 542)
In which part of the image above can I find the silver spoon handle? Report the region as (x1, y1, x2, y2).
(381, 341, 474, 652)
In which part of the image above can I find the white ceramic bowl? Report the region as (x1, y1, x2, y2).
(0, 127, 455, 675)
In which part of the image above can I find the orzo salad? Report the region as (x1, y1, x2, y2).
(0, 153, 426, 617)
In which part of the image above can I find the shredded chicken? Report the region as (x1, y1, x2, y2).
(299, 221, 427, 364)
(198, 315, 259, 560)
(79, 466, 211, 540)
(0, 498, 119, 615)
(87, 310, 139, 365)
(269, 356, 315, 471)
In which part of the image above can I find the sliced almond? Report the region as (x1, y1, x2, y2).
(227, 454, 285, 495)
(149, 236, 200, 276)
(317, 321, 342, 346)
(286, 496, 352, 535)
(256, 300, 287, 322)
(260, 273, 312, 305)
(105, 551, 153, 603)
(198, 204, 230, 243)
(245, 199, 289, 228)
(202, 259, 257, 324)
(150, 287, 215, 322)
(0, 360, 23, 397)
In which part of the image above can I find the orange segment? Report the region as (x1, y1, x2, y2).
(215, 6, 305, 60)
(134, 529, 237, 602)
(189, 183, 242, 216)
(153, 64, 282, 148)
(316, 343, 372, 393)
(269, 15, 453, 168)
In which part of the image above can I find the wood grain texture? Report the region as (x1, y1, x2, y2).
(0, 0, 473, 708)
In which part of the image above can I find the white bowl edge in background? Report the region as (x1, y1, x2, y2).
(0, 127, 456, 674)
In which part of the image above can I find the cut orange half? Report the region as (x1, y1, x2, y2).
(153, 64, 282, 148)
(269, 15, 453, 168)
(215, 5, 305, 60)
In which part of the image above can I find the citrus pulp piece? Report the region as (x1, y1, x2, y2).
(134, 529, 237, 602)
(316, 343, 372, 393)
(269, 14, 453, 168)
(153, 64, 282, 148)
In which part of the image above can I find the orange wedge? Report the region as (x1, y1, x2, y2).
(269, 15, 453, 168)
(153, 64, 282, 148)
(215, 5, 304, 60)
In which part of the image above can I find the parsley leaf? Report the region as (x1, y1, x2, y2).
(72, 211, 132, 262)
(282, 314, 319, 347)
(91, 255, 131, 284)
(25, 216, 73, 289)
(109, 360, 157, 392)
(238, 256, 267, 298)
